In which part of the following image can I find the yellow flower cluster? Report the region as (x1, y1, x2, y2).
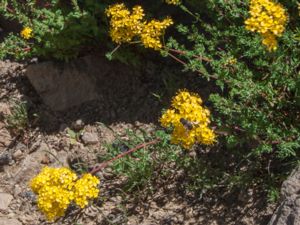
(30, 167, 100, 221)
(160, 90, 216, 149)
(141, 18, 173, 50)
(20, 27, 33, 39)
(165, 0, 181, 5)
(106, 3, 173, 50)
(245, 0, 288, 51)
(227, 57, 237, 65)
(73, 174, 100, 208)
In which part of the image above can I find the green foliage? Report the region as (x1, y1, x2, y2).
(6, 101, 29, 134)
(267, 186, 280, 203)
(166, 0, 300, 162)
(103, 129, 180, 192)
(0, 0, 108, 60)
(2, 0, 300, 204)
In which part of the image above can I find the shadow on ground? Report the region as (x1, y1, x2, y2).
(8, 52, 217, 134)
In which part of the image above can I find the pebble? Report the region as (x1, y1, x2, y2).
(81, 132, 99, 145)
(0, 152, 12, 166)
(12, 150, 23, 161)
(13, 185, 22, 197)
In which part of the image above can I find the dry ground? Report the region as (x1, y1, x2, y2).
(0, 59, 276, 225)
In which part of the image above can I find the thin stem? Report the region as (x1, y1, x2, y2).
(179, 5, 200, 21)
(167, 52, 187, 66)
(110, 44, 121, 55)
(166, 51, 219, 80)
(90, 138, 161, 175)
(168, 48, 212, 63)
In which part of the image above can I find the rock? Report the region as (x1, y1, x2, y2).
(98, 124, 115, 144)
(281, 167, 300, 199)
(14, 155, 41, 184)
(40, 154, 51, 164)
(81, 132, 99, 145)
(13, 185, 22, 197)
(0, 152, 12, 166)
(0, 123, 12, 151)
(30, 144, 57, 164)
(12, 150, 23, 161)
(0, 102, 11, 115)
(0, 218, 22, 225)
(268, 166, 300, 225)
(0, 192, 13, 210)
(53, 150, 69, 167)
(25, 55, 105, 111)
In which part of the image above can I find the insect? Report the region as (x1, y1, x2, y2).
(179, 118, 198, 131)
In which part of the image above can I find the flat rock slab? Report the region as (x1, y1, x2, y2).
(26, 55, 109, 111)
(0, 218, 22, 225)
(268, 166, 300, 225)
(0, 192, 13, 210)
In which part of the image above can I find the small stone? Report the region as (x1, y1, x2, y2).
(40, 154, 51, 164)
(0, 123, 12, 150)
(14, 155, 41, 184)
(111, 196, 122, 204)
(269, 166, 300, 225)
(12, 150, 23, 161)
(0, 192, 13, 210)
(0, 152, 12, 166)
(71, 119, 85, 131)
(81, 132, 99, 145)
(13, 185, 22, 197)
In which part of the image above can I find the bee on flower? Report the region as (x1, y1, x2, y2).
(160, 90, 216, 149)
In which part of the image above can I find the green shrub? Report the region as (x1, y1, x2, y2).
(103, 129, 180, 192)
(2, 0, 300, 198)
(0, 0, 108, 60)
(164, 0, 300, 183)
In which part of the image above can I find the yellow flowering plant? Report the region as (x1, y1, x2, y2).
(244, 0, 288, 51)
(30, 167, 100, 221)
(20, 27, 33, 40)
(106, 3, 173, 50)
(165, 0, 181, 6)
(160, 90, 216, 149)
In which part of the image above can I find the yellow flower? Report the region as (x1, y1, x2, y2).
(227, 57, 237, 65)
(160, 90, 216, 149)
(30, 167, 100, 221)
(141, 18, 173, 50)
(165, 0, 181, 5)
(73, 174, 100, 208)
(106, 3, 173, 50)
(20, 27, 33, 39)
(244, 0, 288, 51)
(106, 4, 145, 44)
